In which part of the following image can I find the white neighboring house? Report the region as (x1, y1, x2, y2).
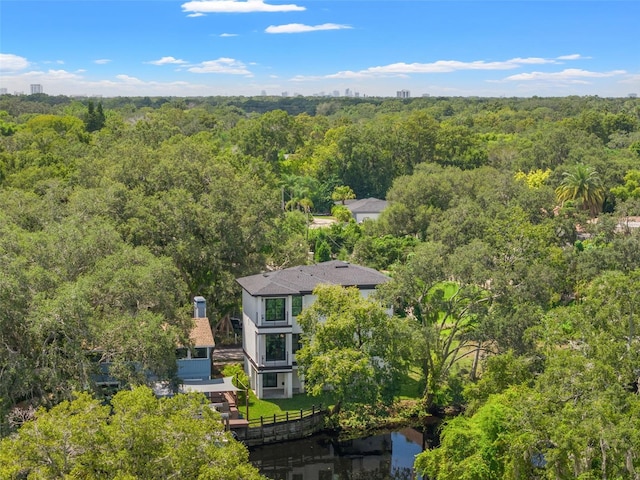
(236, 260, 390, 399)
(343, 198, 388, 223)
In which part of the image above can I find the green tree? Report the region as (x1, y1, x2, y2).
(514, 168, 551, 189)
(416, 393, 515, 480)
(382, 163, 461, 238)
(30, 244, 192, 399)
(423, 268, 640, 480)
(378, 241, 493, 408)
(331, 185, 356, 205)
(222, 363, 250, 404)
(418, 350, 640, 479)
(0, 387, 264, 479)
(391, 110, 439, 175)
(610, 168, 640, 201)
(314, 239, 332, 262)
(85, 100, 106, 132)
(281, 174, 320, 212)
(296, 285, 413, 408)
(235, 109, 301, 169)
(264, 210, 309, 269)
(331, 204, 352, 223)
(352, 234, 418, 270)
(555, 163, 605, 217)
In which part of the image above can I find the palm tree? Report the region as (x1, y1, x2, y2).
(281, 174, 319, 212)
(555, 163, 605, 217)
(331, 185, 356, 205)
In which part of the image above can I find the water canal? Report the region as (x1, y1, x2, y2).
(249, 427, 428, 480)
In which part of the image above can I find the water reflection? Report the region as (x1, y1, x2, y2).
(249, 428, 424, 480)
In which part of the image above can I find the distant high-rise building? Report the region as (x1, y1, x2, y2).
(629, 93, 638, 98)
(333, 90, 340, 97)
(0, 88, 7, 95)
(345, 88, 352, 97)
(397, 89, 410, 99)
(261, 90, 267, 96)
(281, 91, 288, 97)
(30, 84, 43, 94)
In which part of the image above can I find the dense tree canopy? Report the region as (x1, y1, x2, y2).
(0, 386, 264, 479)
(2, 93, 640, 478)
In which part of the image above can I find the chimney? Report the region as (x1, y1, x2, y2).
(193, 296, 206, 318)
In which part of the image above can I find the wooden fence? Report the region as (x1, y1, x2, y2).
(233, 404, 327, 447)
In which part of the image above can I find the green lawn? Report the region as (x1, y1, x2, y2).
(242, 367, 425, 420)
(398, 366, 423, 400)
(245, 390, 335, 420)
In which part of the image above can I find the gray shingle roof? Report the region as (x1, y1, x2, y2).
(344, 198, 388, 214)
(236, 260, 389, 296)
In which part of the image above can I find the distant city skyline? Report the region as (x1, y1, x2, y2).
(1, 1, 639, 98)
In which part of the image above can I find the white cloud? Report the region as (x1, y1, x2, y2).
(147, 56, 188, 66)
(556, 54, 588, 61)
(503, 68, 627, 82)
(182, 0, 305, 14)
(265, 23, 352, 34)
(46, 69, 84, 80)
(366, 57, 560, 74)
(187, 12, 205, 17)
(0, 66, 253, 96)
(187, 57, 252, 75)
(13, 69, 83, 81)
(619, 73, 640, 84)
(507, 57, 557, 65)
(0, 53, 29, 72)
(94, 59, 111, 65)
(289, 53, 592, 85)
(292, 56, 565, 81)
(220, 33, 238, 37)
(115, 74, 147, 85)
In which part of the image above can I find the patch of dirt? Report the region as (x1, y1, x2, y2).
(310, 217, 337, 229)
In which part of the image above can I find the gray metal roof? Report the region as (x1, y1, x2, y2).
(236, 260, 389, 296)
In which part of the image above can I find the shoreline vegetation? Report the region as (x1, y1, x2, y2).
(246, 382, 445, 443)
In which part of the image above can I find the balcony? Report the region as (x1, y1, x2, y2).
(259, 297, 291, 328)
(260, 352, 291, 368)
(259, 315, 290, 328)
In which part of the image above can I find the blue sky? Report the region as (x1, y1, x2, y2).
(1, 1, 639, 98)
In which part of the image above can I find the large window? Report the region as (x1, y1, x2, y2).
(191, 347, 208, 359)
(265, 333, 286, 361)
(264, 373, 278, 388)
(175, 348, 188, 359)
(265, 298, 286, 322)
(292, 334, 302, 354)
(292, 295, 303, 317)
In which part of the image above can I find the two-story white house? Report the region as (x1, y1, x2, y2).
(236, 260, 390, 399)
